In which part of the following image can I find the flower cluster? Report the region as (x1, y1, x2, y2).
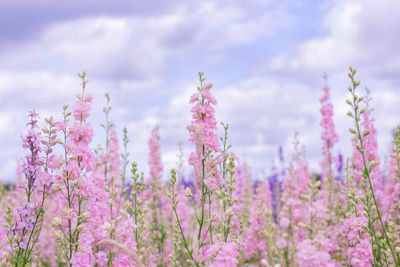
(0, 68, 399, 267)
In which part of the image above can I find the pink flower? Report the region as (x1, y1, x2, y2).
(54, 121, 66, 131)
(71, 252, 94, 267)
(95, 251, 108, 266)
(205, 174, 222, 190)
(203, 242, 238, 267)
(339, 216, 373, 266)
(296, 239, 334, 267)
(187, 81, 219, 155)
(320, 84, 339, 180)
(148, 126, 163, 180)
(73, 100, 91, 121)
(69, 123, 93, 144)
(348, 238, 373, 267)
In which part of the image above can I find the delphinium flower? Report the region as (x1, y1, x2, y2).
(351, 136, 364, 184)
(98, 129, 137, 264)
(103, 96, 124, 230)
(34, 116, 63, 265)
(187, 71, 220, 186)
(316, 79, 348, 262)
(278, 145, 285, 173)
(319, 77, 339, 209)
(117, 127, 130, 215)
(52, 72, 94, 266)
(39, 116, 59, 192)
(21, 111, 43, 199)
(85, 139, 136, 266)
(297, 175, 337, 266)
(207, 122, 240, 248)
(341, 177, 374, 266)
(218, 155, 237, 244)
(169, 169, 194, 266)
(98, 143, 137, 267)
(202, 241, 238, 267)
(296, 235, 335, 267)
(93, 126, 134, 266)
(108, 126, 122, 205)
(383, 128, 400, 215)
(346, 67, 398, 265)
(338, 213, 373, 266)
(81, 166, 110, 265)
(170, 216, 182, 267)
(268, 146, 285, 224)
(241, 179, 272, 265)
(127, 162, 146, 264)
(176, 142, 186, 184)
(87, 146, 137, 267)
(278, 132, 311, 266)
(6, 111, 54, 266)
(336, 153, 344, 181)
(148, 126, 163, 181)
(352, 90, 383, 201)
(99, 93, 123, 224)
(92, 93, 126, 266)
(383, 127, 400, 257)
(144, 126, 168, 266)
(169, 168, 199, 266)
(234, 160, 253, 229)
(362, 91, 383, 200)
(170, 72, 234, 266)
(265, 215, 280, 266)
(268, 167, 281, 224)
(187, 72, 221, 253)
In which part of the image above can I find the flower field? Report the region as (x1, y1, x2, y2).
(0, 67, 399, 267)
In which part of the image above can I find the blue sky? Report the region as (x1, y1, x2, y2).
(0, 0, 399, 182)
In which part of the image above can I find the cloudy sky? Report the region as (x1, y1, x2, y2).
(0, 0, 399, 182)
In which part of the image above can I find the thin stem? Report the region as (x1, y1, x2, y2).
(170, 171, 199, 267)
(348, 69, 398, 265)
(197, 144, 206, 247)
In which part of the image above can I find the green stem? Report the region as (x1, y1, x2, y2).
(197, 145, 206, 247)
(171, 185, 200, 267)
(349, 75, 398, 265)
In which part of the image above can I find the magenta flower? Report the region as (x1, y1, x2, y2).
(187, 81, 219, 160)
(148, 126, 163, 180)
(21, 111, 44, 193)
(320, 84, 339, 180)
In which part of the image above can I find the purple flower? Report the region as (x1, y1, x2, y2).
(21, 111, 43, 190)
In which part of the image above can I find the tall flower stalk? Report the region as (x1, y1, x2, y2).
(187, 72, 220, 249)
(53, 72, 93, 266)
(8, 111, 46, 266)
(319, 76, 339, 210)
(147, 126, 167, 265)
(169, 169, 199, 266)
(128, 162, 145, 262)
(346, 66, 398, 266)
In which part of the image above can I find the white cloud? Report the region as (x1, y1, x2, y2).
(268, 0, 400, 77)
(263, 0, 400, 170)
(4, 0, 400, 183)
